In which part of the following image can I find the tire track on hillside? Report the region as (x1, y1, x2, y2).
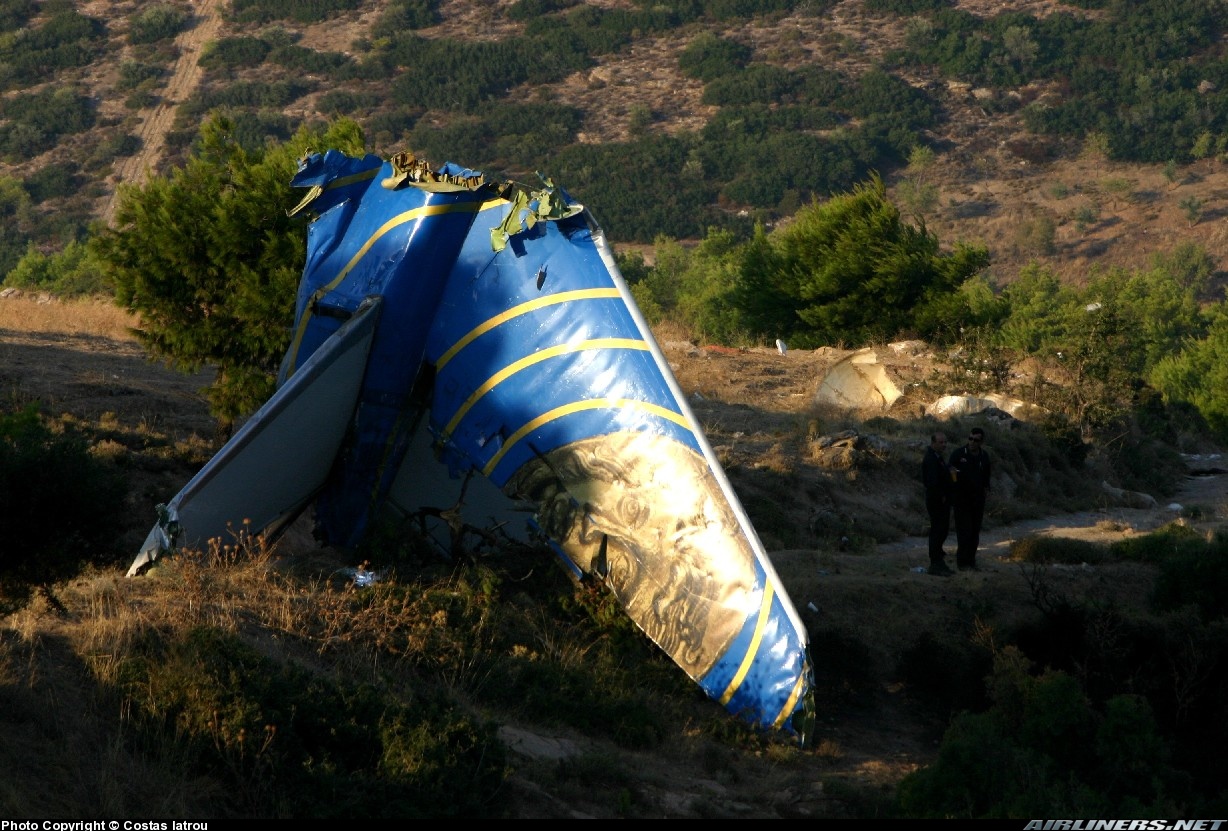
(105, 0, 223, 224)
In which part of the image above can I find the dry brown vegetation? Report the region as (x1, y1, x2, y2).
(7, 0, 1227, 289)
(5, 290, 1228, 817)
(0, 293, 138, 341)
(7, 0, 1228, 818)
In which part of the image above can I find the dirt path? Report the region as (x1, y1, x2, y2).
(872, 466, 1228, 571)
(105, 0, 224, 224)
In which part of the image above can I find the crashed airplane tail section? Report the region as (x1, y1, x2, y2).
(129, 149, 815, 741)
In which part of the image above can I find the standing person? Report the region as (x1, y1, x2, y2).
(949, 426, 992, 571)
(921, 431, 954, 576)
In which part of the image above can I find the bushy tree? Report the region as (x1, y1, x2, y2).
(1089, 264, 1208, 376)
(677, 31, 750, 82)
(126, 3, 188, 45)
(632, 176, 990, 348)
(994, 257, 1213, 434)
(632, 230, 749, 343)
(735, 174, 988, 347)
(1151, 307, 1228, 442)
(90, 114, 366, 431)
(897, 647, 1184, 818)
(0, 174, 34, 276)
(727, 224, 801, 343)
(3, 239, 108, 296)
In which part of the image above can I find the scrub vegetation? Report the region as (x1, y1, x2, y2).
(4, 288, 1228, 817)
(4, 0, 1228, 819)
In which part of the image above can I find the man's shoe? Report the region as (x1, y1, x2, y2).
(929, 562, 954, 576)
(958, 563, 980, 572)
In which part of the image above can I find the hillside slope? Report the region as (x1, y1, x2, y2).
(3, 296, 1228, 817)
(5, 0, 1227, 291)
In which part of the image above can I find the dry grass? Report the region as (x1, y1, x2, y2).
(6, 280, 1228, 817)
(4, 3, 1228, 814)
(0, 294, 138, 341)
(5, 523, 843, 817)
(35, 0, 1220, 305)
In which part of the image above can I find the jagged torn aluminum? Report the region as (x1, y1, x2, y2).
(133, 149, 815, 739)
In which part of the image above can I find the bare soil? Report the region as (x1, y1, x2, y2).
(8, 1, 1228, 814)
(39, 0, 1225, 290)
(97, 0, 226, 223)
(5, 295, 1228, 817)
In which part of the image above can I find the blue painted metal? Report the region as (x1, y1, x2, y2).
(142, 150, 815, 741)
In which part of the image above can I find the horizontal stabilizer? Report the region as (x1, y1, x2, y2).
(126, 298, 382, 576)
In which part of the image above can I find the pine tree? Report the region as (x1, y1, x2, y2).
(91, 115, 366, 433)
(755, 174, 987, 347)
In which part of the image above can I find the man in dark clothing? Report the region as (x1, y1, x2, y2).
(921, 431, 954, 576)
(949, 426, 992, 571)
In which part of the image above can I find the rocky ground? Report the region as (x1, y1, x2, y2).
(5, 294, 1228, 816)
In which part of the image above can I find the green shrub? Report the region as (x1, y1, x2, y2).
(1150, 310, 1228, 445)
(127, 4, 188, 45)
(0, 0, 35, 34)
(897, 647, 1182, 818)
(897, 630, 992, 718)
(1106, 432, 1186, 498)
(704, 0, 806, 19)
(864, 0, 951, 11)
(1148, 529, 1228, 622)
(326, 529, 685, 752)
(316, 89, 366, 116)
(3, 239, 110, 296)
(1108, 522, 1208, 564)
(23, 162, 80, 203)
(505, 0, 578, 21)
(117, 60, 163, 91)
(678, 31, 751, 82)
(86, 132, 142, 171)
(553, 136, 725, 241)
(0, 8, 103, 92)
(199, 36, 272, 71)
(124, 90, 158, 110)
(1008, 535, 1109, 565)
(408, 116, 496, 170)
(229, 0, 364, 25)
(702, 64, 797, 106)
(484, 649, 671, 749)
(181, 80, 315, 117)
(117, 626, 509, 817)
(0, 405, 126, 605)
(1073, 203, 1098, 232)
(268, 44, 354, 75)
(0, 87, 96, 161)
(385, 33, 589, 115)
(370, 0, 441, 35)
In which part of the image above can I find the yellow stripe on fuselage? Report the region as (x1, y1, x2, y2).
(284, 199, 486, 378)
(326, 166, 380, 192)
(436, 288, 623, 371)
(479, 398, 689, 478)
(718, 582, 775, 706)
(773, 669, 808, 731)
(443, 338, 649, 436)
